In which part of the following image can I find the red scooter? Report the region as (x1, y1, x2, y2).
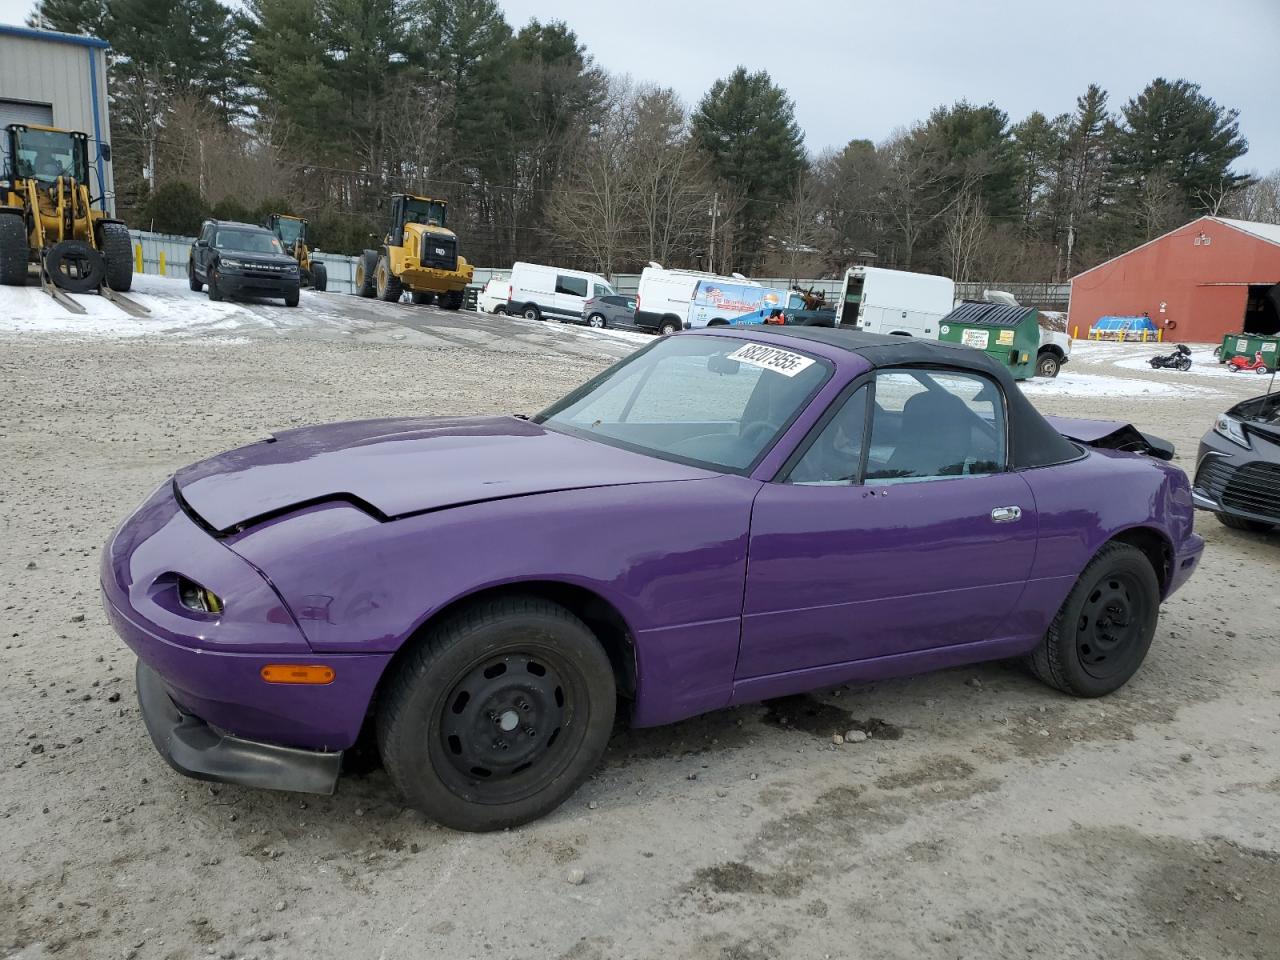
(1227, 351, 1271, 374)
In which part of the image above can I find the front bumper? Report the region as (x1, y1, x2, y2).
(101, 481, 390, 783)
(136, 659, 341, 795)
(1166, 532, 1205, 597)
(218, 271, 299, 296)
(1192, 433, 1280, 525)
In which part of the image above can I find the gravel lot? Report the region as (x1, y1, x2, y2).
(2, 299, 1278, 960)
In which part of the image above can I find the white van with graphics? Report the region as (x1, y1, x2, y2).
(835, 266, 956, 338)
(635, 264, 764, 334)
(507, 262, 615, 322)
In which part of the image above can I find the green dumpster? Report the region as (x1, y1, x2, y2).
(938, 302, 1040, 380)
(1218, 332, 1280, 366)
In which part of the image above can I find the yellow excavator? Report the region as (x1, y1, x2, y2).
(0, 123, 144, 315)
(265, 213, 327, 291)
(353, 193, 472, 308)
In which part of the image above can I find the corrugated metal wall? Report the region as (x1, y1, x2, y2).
(0, 31, 115, 214)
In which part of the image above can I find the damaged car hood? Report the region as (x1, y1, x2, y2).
(174, 415, 715, 534)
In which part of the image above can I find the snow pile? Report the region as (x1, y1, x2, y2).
(1020, 370, 1221, 399)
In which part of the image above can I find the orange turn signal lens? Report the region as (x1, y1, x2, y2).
(260, 664, 335, 685)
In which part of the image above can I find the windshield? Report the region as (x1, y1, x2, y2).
(537, 336, 830, 472)
(14, 128, 89, 185)
(215, 229, 284, 254)
(405, 197, 447, 227)
(273, 217, 304, 247)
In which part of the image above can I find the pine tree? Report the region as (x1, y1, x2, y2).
(25, 0, 108, 36)
(691, 67, 806, 272)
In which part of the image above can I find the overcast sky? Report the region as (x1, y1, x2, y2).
(3, 0, 1277, 171)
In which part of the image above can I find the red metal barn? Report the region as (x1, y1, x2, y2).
(1068, 217, 1280, 343)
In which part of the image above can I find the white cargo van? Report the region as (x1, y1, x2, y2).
(507, 262, 615, 322)
(635, 265, 763, 334)
(835, 266, 956, 338)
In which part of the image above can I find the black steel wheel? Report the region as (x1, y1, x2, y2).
(377, 595, 615, 831)
(1026, 542, 1160, 697)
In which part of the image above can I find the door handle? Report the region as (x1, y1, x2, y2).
(991, 506, 1022, 523)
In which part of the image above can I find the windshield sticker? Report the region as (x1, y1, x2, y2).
(726, 343, 815, 377)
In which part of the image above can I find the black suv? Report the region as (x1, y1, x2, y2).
(188, 220, 301, 306)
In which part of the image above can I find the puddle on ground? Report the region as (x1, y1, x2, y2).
(760, 695, 903, 740)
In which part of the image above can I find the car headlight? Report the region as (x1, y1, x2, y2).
(1214, 414, 1250, 449)
(220, 258, 243, 269)
(177, 575, 223, 614)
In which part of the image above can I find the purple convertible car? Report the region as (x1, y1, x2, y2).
(102, 327, 1203, 830)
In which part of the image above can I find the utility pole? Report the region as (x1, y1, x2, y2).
(708, 192, 720, 274)
(1064, 210, 1076, 279)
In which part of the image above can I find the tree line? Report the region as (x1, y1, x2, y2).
(28, 0, 1280, 280)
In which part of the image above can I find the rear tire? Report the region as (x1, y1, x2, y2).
(587, 313, 606, 328)
(355, 250, 377, 298)
(411, 291, 435, 306)
(440, 289, 464, 310)
(311, 261, 327, 292)
(659, 318, 680, 335)
(95, 221, 133, 292)
(522, 304, 540, 321)
(376, 596, 616, 832)
(1026, 542, 1160, 698)
(0, 214, 27, 286)
(1036, 351, 1061, 378)
(1216, 512, 1273, 533)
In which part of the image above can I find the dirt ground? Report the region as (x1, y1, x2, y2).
(2, 306, 1278, 960)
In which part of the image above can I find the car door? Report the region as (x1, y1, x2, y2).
(193, 223, 214, 278)
(738, 368, 1038, 679)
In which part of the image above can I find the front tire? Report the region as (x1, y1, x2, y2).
(207, 268, 223, 301)
(375, 255, 403, 302)
(0, 213, 27, 286)
(1026, 542, 1160, 698)
(377, 596, 616, 832)
(284, 285, 300, 307)
(1036, 352, 1061, 378)
(187, 260, 202, 292)
(522, 305, 541, 321)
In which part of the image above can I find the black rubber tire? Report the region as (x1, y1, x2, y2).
(659, 318, 681, 335)
(311, 261, 327, 292)
(207, 268, 223, 302)
(493, 305, 506, 316)
(0, 214, 29, 285)
(411, 291, 435, 306)
(587, 313, 606, 328)
(95, 221, 133, 292)
(1036, 352, 1061, 378)
(440, 289, 464, 310)
(44, 239, 105, 294)
(1216, 512, 1273, 533)
(187, 259, 202, 292)
(376, 595, 616, 832)
(284, 285, 300, 308)
(522, 304, 541, 321)
(1026, 542, 1160, 698)
(355, 250, 378, 298)
(375, 255, 403, 302)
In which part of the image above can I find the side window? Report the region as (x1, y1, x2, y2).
(787, 386, 869, 485)
(865, 370, 1005, 482)
(556, 275, 589, 297)
(199, 223, 214, 244)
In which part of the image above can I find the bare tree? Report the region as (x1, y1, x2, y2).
(876, 126, 961, 270)
(1135, 174, 1183, 240)
(941, 183, 989, 282)
(773, 169, 823, 281)
(1225, 169, 1280, 223)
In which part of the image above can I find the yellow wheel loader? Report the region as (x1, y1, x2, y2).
(353, 194, 472, 308)
(0, 123, 143, 315)
(265, 213, 327, 291)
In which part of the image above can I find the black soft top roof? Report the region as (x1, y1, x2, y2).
(742, 325, 1080, 469)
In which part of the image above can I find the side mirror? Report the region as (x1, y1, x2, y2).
(99, 143, 112, 162)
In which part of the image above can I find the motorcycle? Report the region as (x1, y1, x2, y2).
(1227, 351, 1271, 375)
(1149, 343, 1192, 371)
